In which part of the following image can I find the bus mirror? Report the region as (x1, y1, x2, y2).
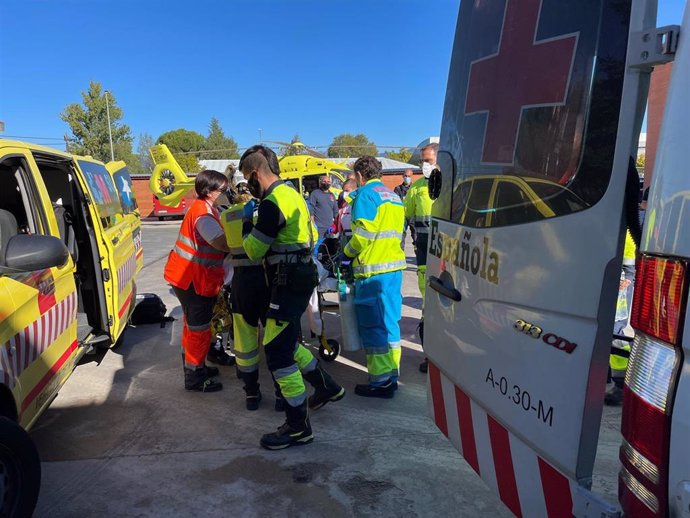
(429, 168, 442, 200)
(3, 234, 69, 272)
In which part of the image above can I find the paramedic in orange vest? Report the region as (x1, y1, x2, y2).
(164, 170, 231, 392)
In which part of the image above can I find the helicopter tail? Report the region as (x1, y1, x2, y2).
(149, 144, 195, 207)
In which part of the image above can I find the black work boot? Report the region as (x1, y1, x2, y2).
(207, 337, 237, 366)
(185, 352, 221, 377)
(303, 363, 346, 410)
(260, 401, 313, 450)
(184, 367, 223, 392)
(604, 380, 625, 406)
(244, 385, 262, 411)
(241, 371, 262, 411)
(354, 381, 395, 399)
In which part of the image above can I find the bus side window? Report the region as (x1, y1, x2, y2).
(493, 182, 541, 227)
(0, 158, 46, 238)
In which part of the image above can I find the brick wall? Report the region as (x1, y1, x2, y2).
(133, 173, 423, 216)
(132, 178, 153, 217)
(381, 172, 423, 191)
(645, 63, 673, 187)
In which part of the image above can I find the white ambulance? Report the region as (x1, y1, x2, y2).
(424, 0, 687, 516)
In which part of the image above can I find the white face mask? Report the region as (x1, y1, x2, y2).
(422, 162, 434, 179)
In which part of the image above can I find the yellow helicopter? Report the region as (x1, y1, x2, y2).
(149, 142, 351, 207)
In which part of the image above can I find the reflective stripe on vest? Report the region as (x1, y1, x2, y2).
(265, 254, 312, 265)
(263, 182, 314, 259)
(352, 227, 403, 240)
(353, 259, 407, 275)
(229, 257, 261, 267)
(178, 233, 220, 254)
(221, 202, 262, 268)
(173, 245, 224, 267)
(164, 198, 225, 296)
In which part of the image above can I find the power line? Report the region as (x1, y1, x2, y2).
(2, 135, 66, 141)
(175, 144, 416, 156)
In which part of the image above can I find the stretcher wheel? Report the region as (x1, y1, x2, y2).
(319, 339, 340, 362)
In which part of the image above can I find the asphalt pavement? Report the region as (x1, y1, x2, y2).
(30, 222, 622, 517)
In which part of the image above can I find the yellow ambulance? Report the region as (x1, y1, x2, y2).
(0, 139, 141, 516)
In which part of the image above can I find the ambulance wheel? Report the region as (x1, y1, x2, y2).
(0, 417, 41, 518)
(319, 339, 340, 362)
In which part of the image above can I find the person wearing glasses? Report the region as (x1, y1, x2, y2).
(164, 170, 232, 393)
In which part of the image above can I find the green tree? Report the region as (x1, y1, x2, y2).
(327, 133, 377, 158)
(114, 141, 142, 174)
(204, 117, 239, 159)
(385, 148, 413, 164)
(136, 133, 155, 175)
(157, 129, 205, 173)
(636, 154, 646, 169)
(61, 81, 133, 163)
(281, 134, 304, 156)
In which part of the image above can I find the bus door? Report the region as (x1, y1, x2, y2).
(74, 159, 136, 342)
(107, 162, 143, 274)
(424, 0, 652, 516)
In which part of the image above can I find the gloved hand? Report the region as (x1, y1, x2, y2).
(243, 199, 257, 220)
(325, 226, 336, 236)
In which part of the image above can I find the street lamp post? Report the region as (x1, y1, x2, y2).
(258, 128, 263, 144)
(104, 90, 115, 162)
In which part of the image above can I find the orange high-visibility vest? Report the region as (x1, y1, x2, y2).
(164, 199, 225, 297)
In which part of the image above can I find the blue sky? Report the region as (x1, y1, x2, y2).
(0, 0, 687, 153)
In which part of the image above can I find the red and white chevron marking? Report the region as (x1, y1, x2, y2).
(428, 361, 577, 518)
(117, 253, 137, 295)
(133, 228, 143, 259)
(0, 292, 77, 389)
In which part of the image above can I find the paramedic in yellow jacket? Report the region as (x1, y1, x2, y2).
(404, 142, 436, 298)
(344, 156, 406, 399)
(220, 180, 270, 411)
(606, 231, 636, 406)
(240, 145, 344, 450)
(404, 142, 436, 374)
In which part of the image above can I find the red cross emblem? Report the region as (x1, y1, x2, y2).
(465, 0, 578, 165)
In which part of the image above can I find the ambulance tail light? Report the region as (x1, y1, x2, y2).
(619, 255, 687, 518)
(631, 256, 686, 344)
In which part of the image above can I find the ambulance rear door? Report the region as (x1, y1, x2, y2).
(425, 0, 653, 516)
(73, 158, 136, 343)
(107, 161, 143, 274)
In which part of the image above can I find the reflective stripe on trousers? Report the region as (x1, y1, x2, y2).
(233, 314, 260, 373)
(263, 318, 315, 407)
(354, 271, 403, 385)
